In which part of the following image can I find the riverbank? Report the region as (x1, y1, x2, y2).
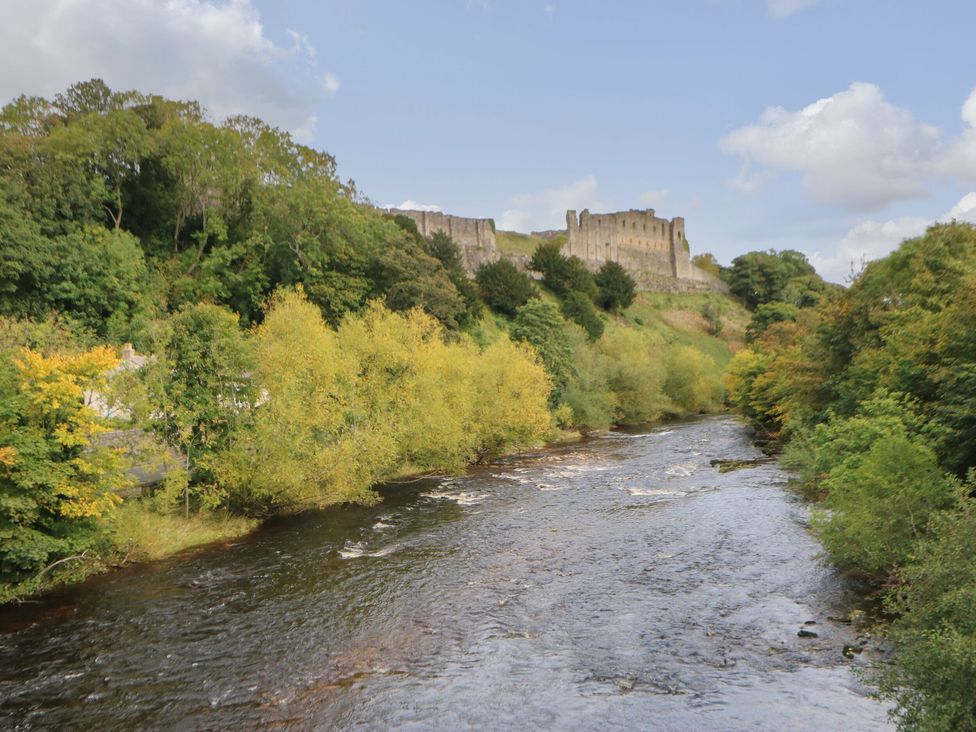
(0, 424, 597, 607)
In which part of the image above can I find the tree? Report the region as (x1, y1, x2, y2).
(213, 292, 551, 514)
(0, 344, 127, 581)
(561, 290, 605, 340)
(529, 241, 598, 298)
(475, 259, 536, 317)
(144, 304, 254, 504)
(745, 301, 800, 343)
(423, 231, 481, 327)
(595, 260, 636, 312)
(510, 299, 574, 404)
(880, 492, 976, 732)
(691, 252, 721, 277)
(375, 234, 468, 331)
(0, 192, 151, 340)
(723, 249, 818, 309)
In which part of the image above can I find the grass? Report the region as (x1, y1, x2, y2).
(622, 291, 750, 367)
(109, 501, 257, 562)
(0, 502, 257, 605)
(494, 230, 565, 256)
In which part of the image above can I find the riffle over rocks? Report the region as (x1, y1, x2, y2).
(387, 207, 727, 293)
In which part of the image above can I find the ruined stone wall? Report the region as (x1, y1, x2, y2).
(565, 208, 689, 278)
(386, 206, 727, 293)
(389, 209, 499, 273)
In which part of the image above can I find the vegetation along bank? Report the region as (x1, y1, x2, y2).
(723, 229, 976, 731)
(0, 81, 749, 604)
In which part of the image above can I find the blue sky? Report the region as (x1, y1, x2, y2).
(3, 0, 976, 281)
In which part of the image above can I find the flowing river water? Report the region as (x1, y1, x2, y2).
(0, 416, 892, 730)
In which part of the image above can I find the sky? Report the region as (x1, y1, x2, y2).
(2, 0, 976, 282)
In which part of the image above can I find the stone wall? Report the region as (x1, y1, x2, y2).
(389, 209, 499, 273)
(386, 206, 727, 293)
(564, 208, 726, 293)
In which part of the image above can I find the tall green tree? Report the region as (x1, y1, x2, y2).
(144, 304, 254, 490)
(475, 259, 536, 317)
(595, 260, 636, 312)
(511, 299, 574, 404)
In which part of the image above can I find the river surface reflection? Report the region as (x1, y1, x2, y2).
(0, 416, 891, 730)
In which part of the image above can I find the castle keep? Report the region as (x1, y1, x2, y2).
(388, 207, 725, 293)
(565, 208, 693, 281)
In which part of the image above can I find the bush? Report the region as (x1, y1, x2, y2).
(475, 259, 536, 317)
(529, 241, 598, 299)
(813, 432, 956, 578)
(880, 492, 976, 732)
(595, 261, 636, 312)
(0, 344, 127, 583)
(664, 346, 723, 415)
(561, 290, 605, 340)
(701, 299, 725, 336)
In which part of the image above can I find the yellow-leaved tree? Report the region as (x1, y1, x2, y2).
(0, 346, 130, 582)
(213, 290, 552, 515)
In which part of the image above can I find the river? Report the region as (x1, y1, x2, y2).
(0, 416, 891, 730)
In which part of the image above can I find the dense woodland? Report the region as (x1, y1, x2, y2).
(725, 231, 976, 731)
(0, 81, 734, 602)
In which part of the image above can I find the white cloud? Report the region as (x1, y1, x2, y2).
(0, 0, 332, 136)
(322, 72, 341, 95)
(500, 175, 604, 231)
(941, 87, 976, 181)
(945, 191, 976, 221)
(544, 3, 556, 21)
(765, 0, 820, 18)
(808, 216, 929, 283)
(499, 209, 532, 231)
(386, 200, 442, 212)
(807, 192, 976, 282)
(638, 189, 669, 207)
(720, 82, 942, 212)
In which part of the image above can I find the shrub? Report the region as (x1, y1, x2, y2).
(880, 491, 976, 732)
(561, 290, 605, 340)
(475, 259, 536, 317)
(664, 346, 723, 415)
(813, 433, 955, 578)
(529, 242, 598, 299)
(701, 299, 725, 336)
(595, 261, 636, 312)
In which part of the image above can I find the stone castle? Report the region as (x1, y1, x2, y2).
(389, 207, 725, 293)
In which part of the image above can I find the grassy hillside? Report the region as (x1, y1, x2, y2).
(623, 291, 749, 366)
(472, 287, 748, 380)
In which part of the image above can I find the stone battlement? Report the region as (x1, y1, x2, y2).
(388, 208, 500, 271)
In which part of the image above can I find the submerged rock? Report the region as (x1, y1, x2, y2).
(709, 457, 775, 473)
